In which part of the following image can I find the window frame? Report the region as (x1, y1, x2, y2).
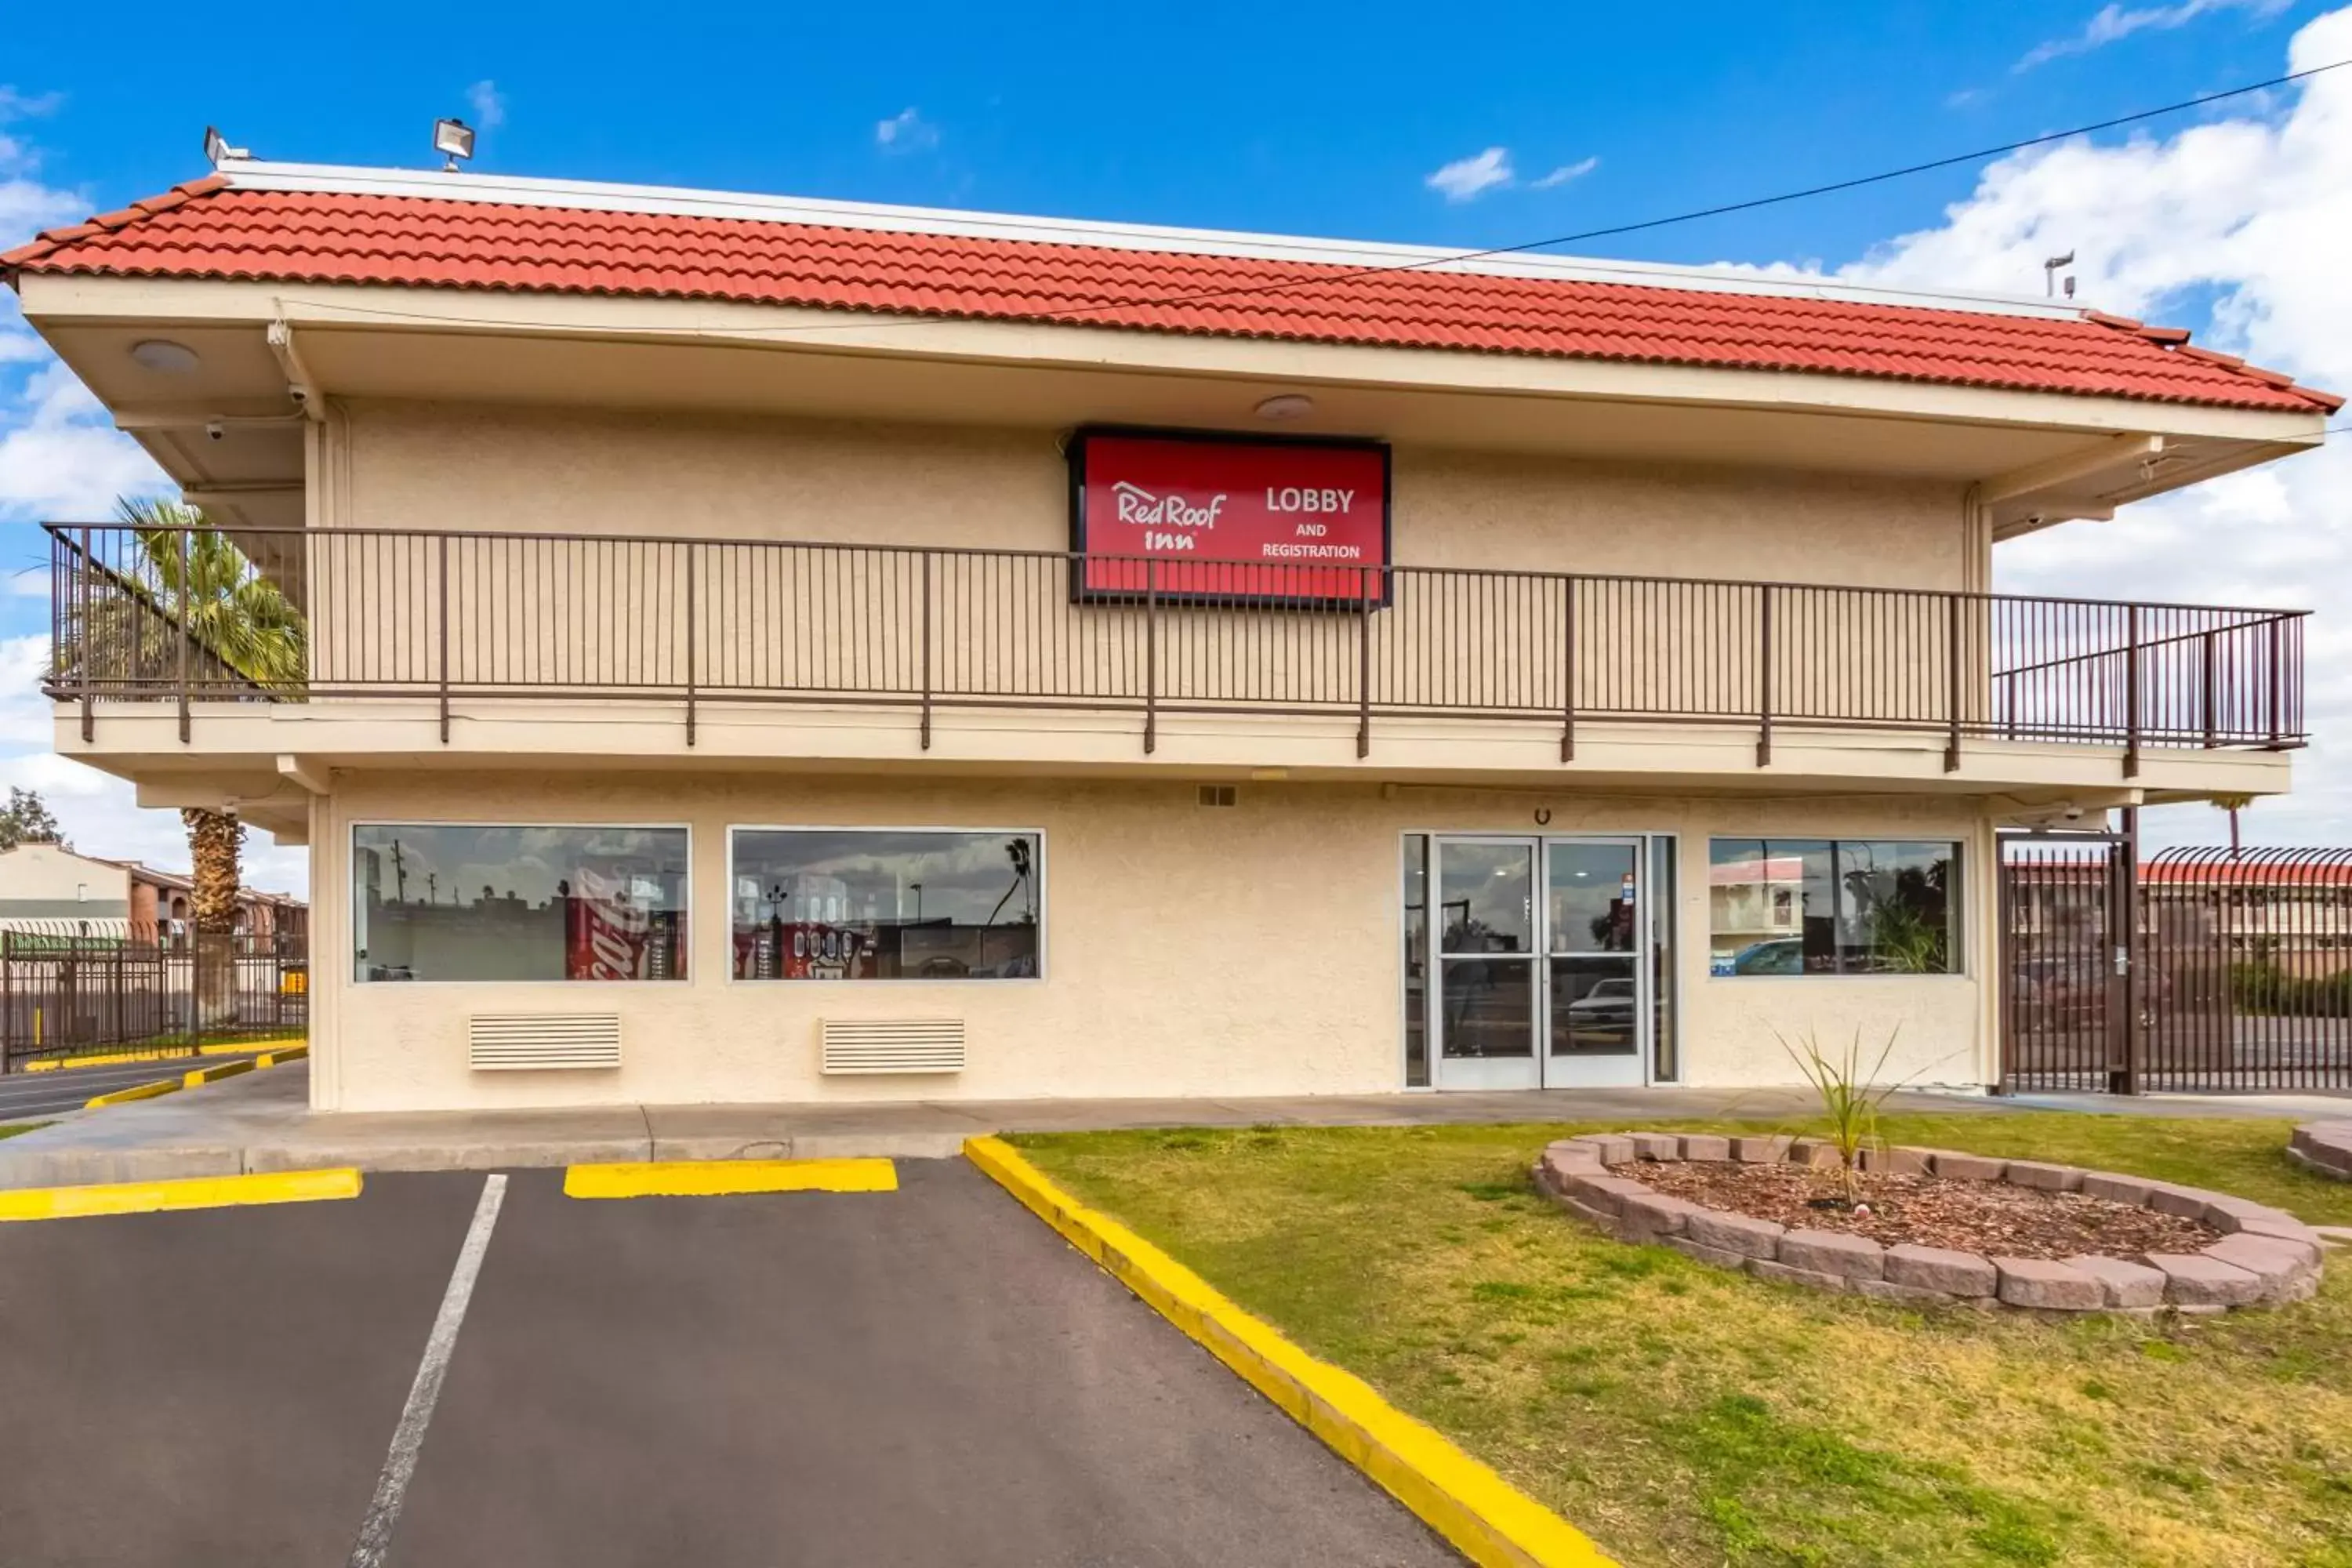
(724, 824, 1048, 985)
(1706, 837, 1965, 979)
(349, 819, 695, 986)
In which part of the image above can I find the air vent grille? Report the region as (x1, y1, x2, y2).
(1198, 785, 1238, 808)
(819, 1018, 966, 1075)
(468, 1013, 622, 1071)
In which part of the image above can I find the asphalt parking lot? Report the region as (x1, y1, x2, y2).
(0, 1160, 1458, 1567)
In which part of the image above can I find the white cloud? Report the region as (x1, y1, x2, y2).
(1532, 156, 1599, 190)
(0, 88, 64, 122)
(1824, 5, 2352, 846)
(466, 79, 506, 132)
(1426, 146, 1515, 203)
(2017, 0, 2292, 70)
(0, 353, 169, 522)
(874, 107, 938, 154)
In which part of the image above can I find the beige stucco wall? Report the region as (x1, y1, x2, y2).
(306, 768, 1994, 1113)
(330, 399, 1969, 584)
(303, 399, 1975, 726)
(0, 844, 131, 915)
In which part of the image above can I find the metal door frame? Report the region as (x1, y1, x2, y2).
(1428, 833, 1657, 1091)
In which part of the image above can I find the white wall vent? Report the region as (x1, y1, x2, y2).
(819, 1018, 966, 1075)
(469, 1013, 622, 1071)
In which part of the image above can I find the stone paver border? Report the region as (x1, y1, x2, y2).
(1534, 1132, 2328, 1315)
(2289, 1122, 2352, 1183)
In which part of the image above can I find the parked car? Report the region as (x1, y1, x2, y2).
(1728, 938, 1804, 975)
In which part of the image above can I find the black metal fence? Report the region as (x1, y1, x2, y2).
(46, 523, 2307, 769)
(0, 928, 308, 1069)
(2000, 839, 2352, 1093)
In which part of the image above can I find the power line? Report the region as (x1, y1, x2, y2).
(993, 56, 2352, 326)
(278, 56, 2351, 344)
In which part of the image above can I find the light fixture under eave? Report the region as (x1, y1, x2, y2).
(434, 117, 476, 172)
(128, 339, 201, 375)
(1254, 394, 1316, 420)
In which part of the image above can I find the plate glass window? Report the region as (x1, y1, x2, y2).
(351, 825, 688, 982)
(731, 829, 1041, 980)
(1708, 839, 1958, 975)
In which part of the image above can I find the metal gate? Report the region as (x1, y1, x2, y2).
(2002, 837, 2352, 1093)
(2140, 846, 2352, 1092)
(2000, 833, 2133, 1093)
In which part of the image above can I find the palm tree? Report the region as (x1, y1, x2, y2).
(116, 499, 307, 1028)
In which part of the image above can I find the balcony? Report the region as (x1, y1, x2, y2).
(42, 523, 2307, 786)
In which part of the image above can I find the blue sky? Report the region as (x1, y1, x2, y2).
(2, 0, 2348, 885)
(1, 2, 2321, 268)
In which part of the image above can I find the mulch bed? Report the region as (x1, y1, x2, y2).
(1634, 1161, 2223, 1260)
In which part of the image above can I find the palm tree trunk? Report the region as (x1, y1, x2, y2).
(182, 808, 245, 1032)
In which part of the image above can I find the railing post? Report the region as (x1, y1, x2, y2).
(2, 931, 13, 1075)
(1944, 592, 1962, 772)
(684, 542, 699, 747)
(920, 552, 934, 751)
(2115, 808, 2143, 1095)
(1560, 575, 1577, 764)
(437, 534, 451, 745)
(78, 524, 94, 743)
(2123, 604, 2142, 779)
(1143, 558, 1159, 755)
(2267, 615, 2286, 752)
(1356, 565, 1372, 759)
(2200, 629, 2219, 750)
(176, 526, 191, 744)
(1755, 583, 1774, 767)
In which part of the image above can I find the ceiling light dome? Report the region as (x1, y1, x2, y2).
(128, 339, 201, 375)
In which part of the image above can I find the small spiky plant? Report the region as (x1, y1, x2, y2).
(1777, 1025, 1906, 1203)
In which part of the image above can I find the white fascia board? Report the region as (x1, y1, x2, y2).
(215, 158, 2085, 323)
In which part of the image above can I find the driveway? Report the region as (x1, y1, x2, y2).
(0, 1160, 1457, 1567)
(0, 1053, 274, 1124)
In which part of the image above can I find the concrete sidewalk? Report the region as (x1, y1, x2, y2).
(0, 1062, 2340, 1189)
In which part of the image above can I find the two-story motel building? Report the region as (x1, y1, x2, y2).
(5, 155, 2334, 1112)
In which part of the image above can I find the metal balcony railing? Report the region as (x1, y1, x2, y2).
(42, 523, 2308, 772)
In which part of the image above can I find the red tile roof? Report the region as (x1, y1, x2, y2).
(5, 175, 2339, 414)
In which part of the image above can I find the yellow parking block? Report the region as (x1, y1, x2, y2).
(0, 1167, 363, 1224)
(83, 1076, 184, 1110)
(563, 1159, 898, 1200)
(255, 1044, 310, 1069)
(184, 1058, 257, 1089)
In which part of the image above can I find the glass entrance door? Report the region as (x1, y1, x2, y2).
(1432, 839, 1539, 1089)
(1430, 835, 1655, 1089)
(1543, 838, 1648, 1087)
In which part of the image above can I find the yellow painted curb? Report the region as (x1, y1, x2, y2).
(964, 1136, 1616, 1568)
(22, 1036, 307, 1073)
(184, 1058, 258, 1089)
(0, 1167, 362, 1223)
(255, 1044, 310, 1069)
(563, 1158, 899, 1200)
(83, 1076, 184, 1110)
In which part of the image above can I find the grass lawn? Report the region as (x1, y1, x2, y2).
(1013, 1114, 2352, 1568)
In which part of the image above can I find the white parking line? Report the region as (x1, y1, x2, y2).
(347, 1173, 506, 1568)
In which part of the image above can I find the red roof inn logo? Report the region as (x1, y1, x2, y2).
(1072, 429, 1392, 605)
(1112, 480, 1228, 544)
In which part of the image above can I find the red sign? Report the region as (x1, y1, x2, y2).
(1069, 429, 1390, 604)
